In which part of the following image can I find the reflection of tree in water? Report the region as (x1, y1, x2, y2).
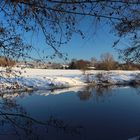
(94, 86, 114, 103)
(0, 92, 83, 140)
(95, 86, 112, 96)
(77, 86, 113, 102)
(77, 87, 93, 101)
(77, 85, 140, 103)
(128, 85, 140, 96)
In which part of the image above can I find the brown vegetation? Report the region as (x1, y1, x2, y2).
(69, 52, 140, 71)
(68, 59, 90, 70)
(0, 57, 16, 67)
(96, 53, 117, 70)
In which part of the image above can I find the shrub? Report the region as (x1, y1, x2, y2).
(0, 57, 16, 67)
(68, 59, 90, 70)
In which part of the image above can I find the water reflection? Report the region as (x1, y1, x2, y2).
(77, 86, 114, 102)
(0, 92, 83, 140)
(77, 85, 140, 102)
(1, 86, 140, 140)
(77, 87, 93, 101)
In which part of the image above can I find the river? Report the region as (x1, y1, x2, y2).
(0, 86, 140, 140)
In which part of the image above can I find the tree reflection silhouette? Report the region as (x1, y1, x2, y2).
(77, 86, 93, 101)
(77, 86, 113, 102)
(0, 92, 83, 140)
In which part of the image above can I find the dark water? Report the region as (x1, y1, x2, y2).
(0, 86, 140, 140)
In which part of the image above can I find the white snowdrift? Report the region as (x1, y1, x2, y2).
(0, 67, 140, 93)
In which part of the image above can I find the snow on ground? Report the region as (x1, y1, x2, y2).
(1, 67, 140, 93)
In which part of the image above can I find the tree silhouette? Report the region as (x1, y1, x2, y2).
(100, 53, 116, 70)
(0, 0, 139, 61)
(0, 92, 83, 140)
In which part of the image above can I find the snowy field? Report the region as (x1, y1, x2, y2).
(1, 67, 140, 93)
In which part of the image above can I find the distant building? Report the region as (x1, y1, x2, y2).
(16, 62, 34, 68)
(88, 66, 95, 70)
(61, 64, 69, 69)
(16, 61, 69, 69)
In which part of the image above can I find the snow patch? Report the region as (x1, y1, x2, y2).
(1, 68, 140, 92)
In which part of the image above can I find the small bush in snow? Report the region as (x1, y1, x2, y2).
(95, 73, 111, 84)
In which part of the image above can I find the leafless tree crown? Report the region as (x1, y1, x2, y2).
(0, 0, 139, 61)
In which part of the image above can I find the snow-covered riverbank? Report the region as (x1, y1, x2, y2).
(1, 68, 140, 93)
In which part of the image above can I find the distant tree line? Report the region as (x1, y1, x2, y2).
(69, 59, 90, 70)
(1, 53, 140, 70)
(68, 53, 140, 70)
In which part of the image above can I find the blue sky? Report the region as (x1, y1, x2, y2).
(61, 27, 119, 61)
(0, 9, 124, 63)
(0, 3, 130, 63)
(26, 19, 122, 63)
(59, 17, 125, 62)
(11, 16, 125, 63)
